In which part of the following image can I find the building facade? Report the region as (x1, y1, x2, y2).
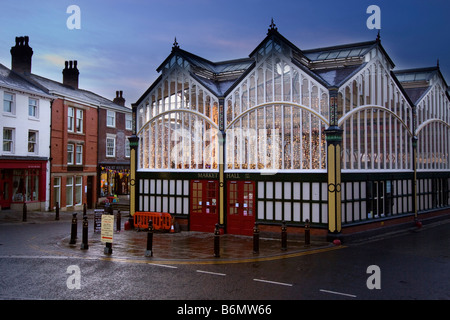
(132, 24, 449, 238)
(0, 37, 53, 211)
(98, 91, 133, 198)
(0, 52, 53, 211)
(2, 36, 131, 212)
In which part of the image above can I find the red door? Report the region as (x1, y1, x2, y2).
(0, 169, 12, 209)
(227, 181, 255, 236)
(190, 180, 219, 232)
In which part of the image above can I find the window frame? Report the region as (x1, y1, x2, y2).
(3, 92, 15, 115)
(2, 128, 14, 153)
(28, 130, 38, 154)
(125, 113, 132, 130)
(75, 144, 83, 165)
(76, 109, 83, 133)
(67, 143, 74, 165)
(107, 110, 116, 128)
(28, 98, 39, 119)
(106, 137, 116, 157)
(68, 107, 74, 132)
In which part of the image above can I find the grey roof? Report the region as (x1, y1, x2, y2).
(313, 64, 366, 87)
(0, 63, 51, 98)
(394, 67, 449, 104)
(26, 73, 131, 112)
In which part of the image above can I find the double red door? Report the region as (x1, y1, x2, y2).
(227, 181, 255, 236)
(190, 180, 219, 232)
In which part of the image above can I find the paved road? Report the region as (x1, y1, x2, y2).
(0, 216, 449, 308)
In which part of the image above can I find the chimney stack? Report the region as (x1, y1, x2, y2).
(62, 60, 79, 89)
(113, 90, 126, 106)
(10, 36, 33, 74)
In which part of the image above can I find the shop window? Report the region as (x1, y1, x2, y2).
(53, 177, 61, 208)
(66, 177, 73, 207)
(11, 169, 40, 202)
(75, 176, 82, 205)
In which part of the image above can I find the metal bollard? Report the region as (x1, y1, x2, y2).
(214, 223, 220, 258)
(80, 216, 89, 250)
(253, 222, 259, 254)
(116, 210, 121, 232)
(83, 203, 87, 217)
(69, 213, 77, 244)
(22, 203, 27, 222)
(145, 220, 153, 257)
(304, 219, 310, 246)
(281, 221, 287, 251)
(55, 202, 60, 221)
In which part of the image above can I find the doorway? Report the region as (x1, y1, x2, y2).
(190, 180, 219, 232)
(227, 180, 255, 236)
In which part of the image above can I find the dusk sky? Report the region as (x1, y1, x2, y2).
(0, 0, 449, 105)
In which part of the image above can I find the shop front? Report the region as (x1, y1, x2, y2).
(0, 158, 47, 211)
(99, 165, 130, 198)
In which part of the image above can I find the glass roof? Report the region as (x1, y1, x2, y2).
(304, 44, 372, 61)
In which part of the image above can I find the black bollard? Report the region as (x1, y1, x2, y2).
(80, 216, 89, 250)
(281, 221, 287, 251)
(116, 210, 121, 232)
(214, 223, 220, 258)
(55, 202, 60, 220)
(69, 213, 77, 244)
(83, 203, 87, 218)
(253, 222, 259, 254)
(22, 203, 27, 222)
(304, 219, 310, 246)
(145, 220, 153, 257)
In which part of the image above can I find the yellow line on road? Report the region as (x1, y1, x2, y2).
(98, 245, 346, 265)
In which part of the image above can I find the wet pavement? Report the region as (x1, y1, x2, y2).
(0, 208, 333, 264)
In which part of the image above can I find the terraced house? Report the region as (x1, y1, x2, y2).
(1, 36, 131, 212)
(131, 23, 450, 239)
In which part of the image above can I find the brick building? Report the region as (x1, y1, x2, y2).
(98, 90, 133, 198)
(4, 36, 129, 211)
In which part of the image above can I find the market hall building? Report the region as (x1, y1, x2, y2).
(130, 23, 450, 239)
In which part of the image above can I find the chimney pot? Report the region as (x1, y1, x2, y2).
(10, 35, 33, 74)
(113, 90, 126, 106)
(62, 60, 79, 89)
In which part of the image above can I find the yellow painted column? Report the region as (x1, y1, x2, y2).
(128, 135, 139, 217)
(219, 131, 225, 226)
(326, 89, 343, 239)
(326, 128, 343, 235)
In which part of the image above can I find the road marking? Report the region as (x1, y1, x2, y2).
(319, 289, 357, 298)
(253, 279, 293, 287)
(196, 270, 226, 276)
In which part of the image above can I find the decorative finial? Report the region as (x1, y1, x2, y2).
(269, 18, 277, 33)
(173, 37, 179, 49)
(376, 30, 381, 42)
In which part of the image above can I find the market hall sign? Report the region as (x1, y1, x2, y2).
(196, 173, 250, 179)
